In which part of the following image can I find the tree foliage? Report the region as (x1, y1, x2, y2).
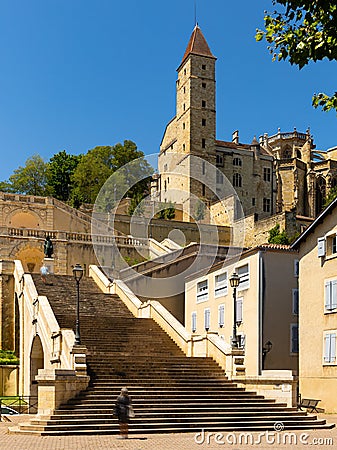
(156, 202, 176, 220)
(268, 223, 290, 244)
(324, 186, 337, 207)
(47, 150, 81, 201)
(256, 1, 337, 112)
(9, 154, 48, 196)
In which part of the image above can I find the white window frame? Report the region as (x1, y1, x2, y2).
(323, 331, 337, 365)
(196, 279, 209, 303)
(204, 308, 210, 331)
(191, 311, 197, 333)
(292, 289, 299, 315)
(290, 323, 299, 354)
(325, 279, 337, 312)
(237, 333, 245, 349)
(236, 263, 250, 291)
(218, 304, 225, 328)
(215, 272, 228, 298)
(326, 232, 337, 257)
(236, 297, 243, 323)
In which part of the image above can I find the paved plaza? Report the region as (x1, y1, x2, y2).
(0, 414, 336, 450)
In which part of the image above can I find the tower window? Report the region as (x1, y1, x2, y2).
(252, 198, 256, 206)
(263, 167, 271, 182)
(233, 173, 242, 188)
(183, 144, 186, 151)
(183, 123, 185, 130)
(202, 100, 206, 108)
(202, 183, 206, 196)
(183, 87, 186, 94)
(202, 64, 206, 70)
(183, 103, 186, 111)
(263, 198, 271, 212)
(202, 161, 206, 175)
(202, 139, 206, 148)
(233, 157, 242, 167)
(216, 154, 223, 166)
(202, 82, 206, 89)
(202, 119, 206, 126)
(184, 68, 186, 75)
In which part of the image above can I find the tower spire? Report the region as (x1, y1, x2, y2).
(179, 25, 216, 68)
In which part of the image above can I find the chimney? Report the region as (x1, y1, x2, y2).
(232, 130, 239, 144)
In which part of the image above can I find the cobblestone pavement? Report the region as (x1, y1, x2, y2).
(0, 415, 336, 450)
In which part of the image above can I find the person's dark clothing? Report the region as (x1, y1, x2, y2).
(115, 394, 130, 423)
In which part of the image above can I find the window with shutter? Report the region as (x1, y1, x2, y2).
(236, 297, 243, 323)
(324, 332, 337, 364)
(218, 304, 225, 327)
(318, 237, 326, 257)
(325, 279, 337, 311)
(291, 324, 299, 353)
(204, 308, 210, 331)
(197, 280, 209, 303)
(292, 289, 299, 315)
(237, 264, 249, 290)
(294, 260, 299, 277)
(191, 312, 197, 332)
(215, 272, 228, 297)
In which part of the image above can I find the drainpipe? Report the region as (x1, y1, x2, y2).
(258, 251, 264, 375)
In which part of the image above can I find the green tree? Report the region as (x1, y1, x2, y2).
(256, 1, 337, 112)
(0, 180, 14, 193)
(324, 186, 337, 207)
(9, 154, 48, 196)
(47, 150, 81, 202)
(195, 200, 206, 221)
(156, 202, 175, 220)
(268, 223, 290, 244)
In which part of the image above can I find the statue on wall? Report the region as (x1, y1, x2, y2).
(44, 236, 54, 258)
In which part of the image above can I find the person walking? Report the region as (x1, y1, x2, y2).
(114, 387, 133, 439)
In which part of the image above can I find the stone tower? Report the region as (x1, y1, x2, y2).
(158, 25, 217, 220)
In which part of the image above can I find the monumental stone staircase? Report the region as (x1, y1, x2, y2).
(13, 274, 333, 435)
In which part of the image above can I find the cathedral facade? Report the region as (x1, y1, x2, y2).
(152, 25, 337, 224)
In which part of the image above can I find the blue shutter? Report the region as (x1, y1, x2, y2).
(331, 334, 336, 363)
(332, 281, 337, 309)
(324, 334, 331, 362)
(236, 298, 243, 323)
(218, 304, 224, 327)
(293, 289, 299, 315)
(325, 281, 331, 310)
(317, 237, 326, 257)
(192, 312, 197, 332)
(291, 325, 299, 353)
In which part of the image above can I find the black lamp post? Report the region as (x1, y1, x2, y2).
(73, 264, 84, 345)
(230, 272, 240, 348)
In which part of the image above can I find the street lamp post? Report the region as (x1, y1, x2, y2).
(230, 272, 240, 348)
(73, 264, 84, 345)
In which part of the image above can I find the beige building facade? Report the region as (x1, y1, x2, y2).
(185, 245, 299, 377)
(292, 198, 337, 413)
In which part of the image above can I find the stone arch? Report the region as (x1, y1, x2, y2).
(282, 146, 292, 159)
(30, 335, 44, 401)
(7, 208, 42, 228)
(9, 242, 44, 273)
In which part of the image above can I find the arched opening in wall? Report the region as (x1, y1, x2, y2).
(282, 147, 292, 159)
(14, 247, 44, 273)
(316, 177, 326, 215)
(8, 211, 41, 229)
(30, 335, 44, 412)
(296, 150, 302, 159)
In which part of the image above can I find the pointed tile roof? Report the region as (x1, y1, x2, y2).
(180, 25, 216, 66)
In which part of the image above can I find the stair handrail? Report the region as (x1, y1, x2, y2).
(14, 260, 76, 371)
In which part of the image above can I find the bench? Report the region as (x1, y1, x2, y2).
(298, 398, 321, 413)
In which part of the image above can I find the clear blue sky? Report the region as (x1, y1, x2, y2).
(1, 0, 336, 181)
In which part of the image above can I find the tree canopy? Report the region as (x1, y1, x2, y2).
(9, 154, 48, 196)
(47, 150, 81, 201)
(256, 0, 337, 112)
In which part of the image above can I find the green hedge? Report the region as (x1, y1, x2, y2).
(0, 350, 19, 365)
